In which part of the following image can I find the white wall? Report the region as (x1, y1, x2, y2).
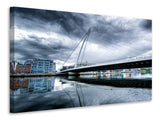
(1, 0, 160, 120)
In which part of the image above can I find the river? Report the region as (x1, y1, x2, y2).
(10, 72, 152, 113)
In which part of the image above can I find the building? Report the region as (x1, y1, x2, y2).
(10, 61, 18, 74)
(60, 65, 74, 71)
(53, 62, 56, 72)
(15, 63, 31, 74)
(31, 58, 56, 73)
(23, 64, 32, 73)
(10, 62, 14, 74)
(15, 63, 24, 73)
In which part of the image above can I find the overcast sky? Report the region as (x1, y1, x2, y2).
(10, 7, 152, 70)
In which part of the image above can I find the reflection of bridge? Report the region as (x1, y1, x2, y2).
(59, 28, 152, 75)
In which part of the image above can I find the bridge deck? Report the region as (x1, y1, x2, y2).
(60, 58, 152, 73)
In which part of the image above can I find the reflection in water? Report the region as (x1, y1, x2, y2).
(81, 72, 152, 79)
(10, 77, 73, 96)
(10, 72, 152, 113)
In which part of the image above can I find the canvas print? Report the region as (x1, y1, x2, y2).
(10, 7, 152, 113)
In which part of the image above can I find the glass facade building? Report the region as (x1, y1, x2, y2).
(31, 58, 56, 73)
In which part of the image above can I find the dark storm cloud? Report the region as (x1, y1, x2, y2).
(12, 7, 150, 44)
(12, 35, 73, 61)
(140, 19, 152, 31)
(10, 7, 152, 65)
(90, 20, 133, 45)
(11, 7, 87, 38)
(27, 35, 68, 50)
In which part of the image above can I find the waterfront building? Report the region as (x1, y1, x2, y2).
(15, 63, 31, 74)
(23, 64, 32, 73)
(15, 63, 24, 73)
(10, 62, 14, 74)
(31, 58, 56, 73)
(60, 65, 74, 71)
(60, 66, 67, 71)
(53, 62, 56, 72)
(10, 61, 18, 74)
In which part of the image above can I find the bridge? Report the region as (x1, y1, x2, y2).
(58, 28, 152, 75)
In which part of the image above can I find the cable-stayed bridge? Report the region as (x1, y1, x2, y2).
(58, 28, 152, 75)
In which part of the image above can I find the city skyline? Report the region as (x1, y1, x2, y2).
(10, 7, 152, 70)
(10, 58, 56, 74)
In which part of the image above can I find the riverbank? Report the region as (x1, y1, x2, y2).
(10, 71, 151, 77)
(10, 73, 57, 77)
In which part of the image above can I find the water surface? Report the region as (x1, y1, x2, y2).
(10, 72, 152, 113)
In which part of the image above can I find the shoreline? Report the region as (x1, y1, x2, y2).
(10, 71, 151, 77)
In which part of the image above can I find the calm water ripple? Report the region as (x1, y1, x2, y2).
(10, 72, 152, 113)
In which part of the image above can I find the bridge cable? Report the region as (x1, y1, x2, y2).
(80, 33, 89, 66)
(98, 39, 144, 63)
(61, 30, 89, 68)
(76, 29, 91, 68)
